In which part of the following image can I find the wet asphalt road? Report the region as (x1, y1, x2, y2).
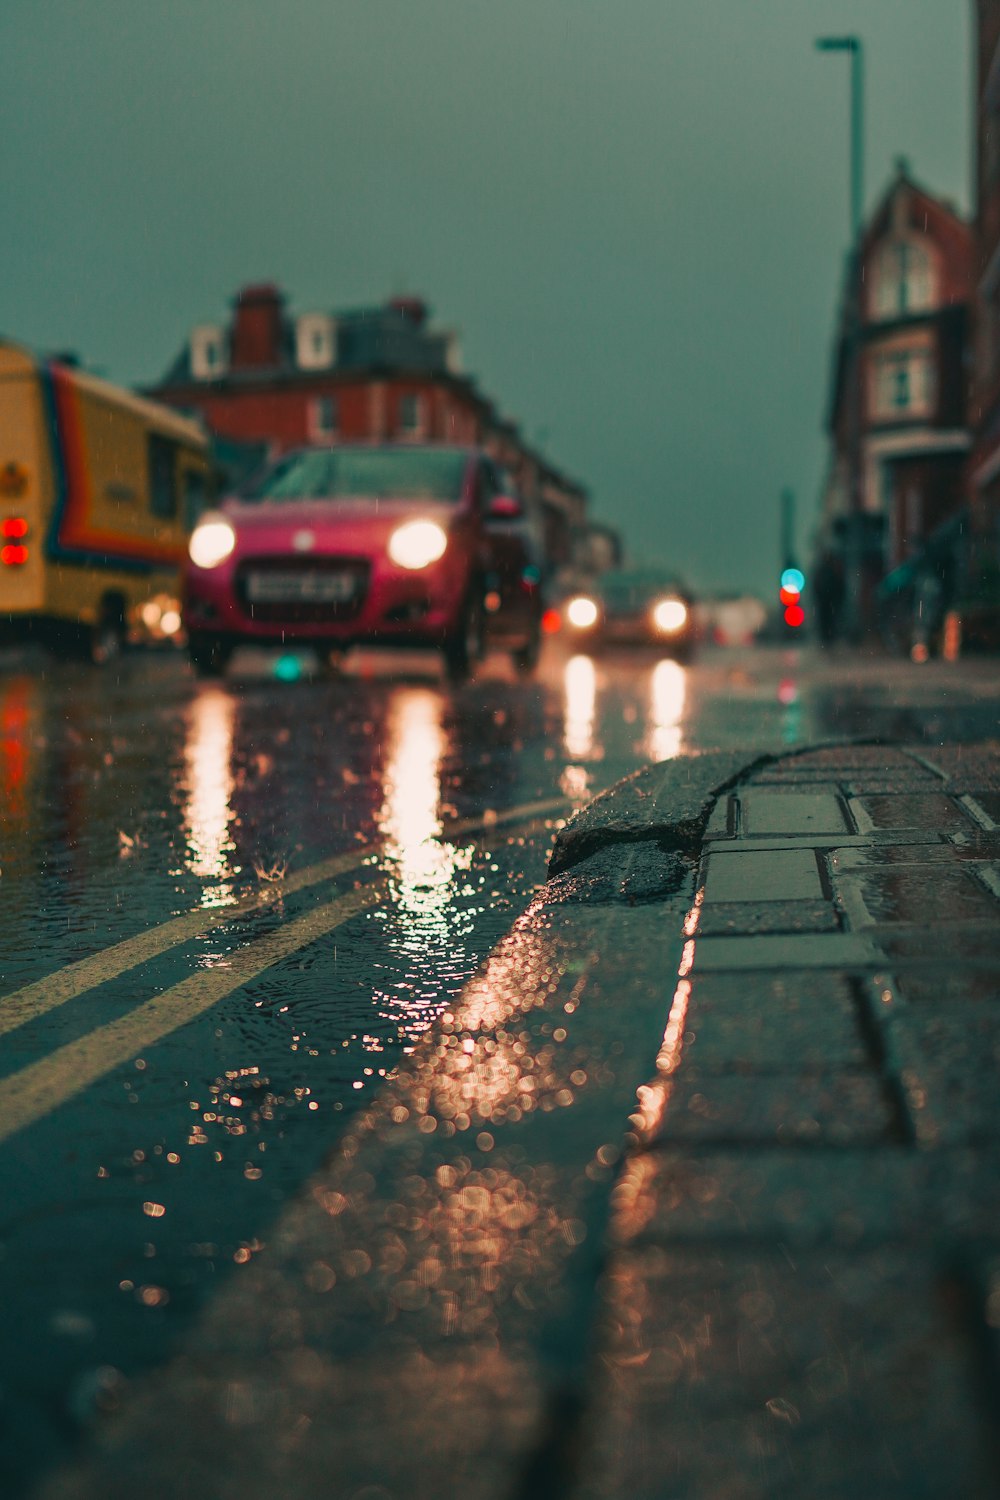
(1, 637, 998, 1494)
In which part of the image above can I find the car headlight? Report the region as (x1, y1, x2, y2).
(566, 595, 599, 629)
(189, 514, 236, 569)
(388, 519, 448, 570)
(653, 598, 688, 633)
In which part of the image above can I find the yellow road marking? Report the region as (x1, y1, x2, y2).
(0, 886, 380, 1148)
(0, 797, 569, 1040)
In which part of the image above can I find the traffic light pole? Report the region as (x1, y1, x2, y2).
(781, 487, 796, 571)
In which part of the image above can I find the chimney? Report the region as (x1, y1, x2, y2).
(388, 295, 428, 328)
(230, 283, 286, 369)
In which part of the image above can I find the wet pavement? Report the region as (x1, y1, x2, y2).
(1, 641, 999, 1496)
(23, 735, 1000, 1500)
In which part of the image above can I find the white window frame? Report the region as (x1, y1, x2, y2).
(871, 347, 936, 421)
(190, 325, 228, 381)
(871, 238, 937, 320)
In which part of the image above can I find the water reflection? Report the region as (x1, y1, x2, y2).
(0, 674, 35, 832)
(376, 688, 472, 1047)
(778, 675, 803, 746)
(646, 659, 687, 762)
(563, 654, 597, 760)
(183, 687, 238, 906)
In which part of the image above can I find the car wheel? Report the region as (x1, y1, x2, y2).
(443, 590, 484, 683)
(188, 634, 232, 678)
(88, 602, 127, 666)
(511, 617, 541, 677)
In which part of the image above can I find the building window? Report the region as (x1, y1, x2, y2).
(871, 348, 935, 420)
(182, 469, 208, 530)
(309, 395, 338, 440)
(190, 324, 228, 381)
(398, 393, 424, 437)
(148, 435, 177, 518)
(872, 238, 936, 319)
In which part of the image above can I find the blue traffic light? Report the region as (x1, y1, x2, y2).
(781, 567, 805, 593)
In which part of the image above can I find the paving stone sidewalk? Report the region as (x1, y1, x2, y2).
(38, 742, 1000, 1500)
(580, 741, 1000, 1500)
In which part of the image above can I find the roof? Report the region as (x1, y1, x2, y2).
(0, 338, 208, 447)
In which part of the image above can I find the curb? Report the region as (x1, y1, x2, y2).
(547, 749, 773, 877)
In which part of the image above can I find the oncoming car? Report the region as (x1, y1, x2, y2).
(183, 445, 546, 679)
(561, 569, 696, 660)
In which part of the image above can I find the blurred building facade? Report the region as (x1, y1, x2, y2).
(820, 164, 973, 634)
(148, 282, 590, 571)
(969, 1, 1000, 647)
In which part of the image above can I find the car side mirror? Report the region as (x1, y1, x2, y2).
(488, 493, 522, 520)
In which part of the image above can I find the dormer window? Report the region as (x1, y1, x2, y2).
(295, 314, 337, 370)
(872, 238, 936, 319)
(190, 325, 228, 381)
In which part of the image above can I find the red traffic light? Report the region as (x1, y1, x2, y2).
(783, 603, 805, 628)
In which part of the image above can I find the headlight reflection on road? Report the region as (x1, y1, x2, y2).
(563, 654, 597, 760)
(376, 688, 473, 1048)
(183, 687, 238, 906)
(647, 659, 687, 762)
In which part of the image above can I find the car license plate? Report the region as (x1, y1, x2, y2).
(245, 570, 358, 604)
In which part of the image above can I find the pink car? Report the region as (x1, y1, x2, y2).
(183, 445, 546, 679)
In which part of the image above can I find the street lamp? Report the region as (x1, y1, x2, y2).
(815, 36, 864, 242)
(816, 34, 866, 640)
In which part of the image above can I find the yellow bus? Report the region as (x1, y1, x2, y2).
(0, 339, 212, 662)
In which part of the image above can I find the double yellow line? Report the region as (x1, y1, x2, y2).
(0, 798, 568, 1146)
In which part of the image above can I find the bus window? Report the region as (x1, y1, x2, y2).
(183, 468, 207, 529)
(149, 434, 178, 518)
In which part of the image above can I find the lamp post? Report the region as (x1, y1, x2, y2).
(816, 36, 864, 242)
(816, 35, 866, 640)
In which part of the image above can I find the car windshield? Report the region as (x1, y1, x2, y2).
(599, 571, 685, 609)
(251, 447, 469, 503)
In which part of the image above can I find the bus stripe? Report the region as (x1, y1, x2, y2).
(41, 363, 183, 571)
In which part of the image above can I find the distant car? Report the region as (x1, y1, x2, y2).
(560, 569, 696, 660)
(183, 445, 545, 679)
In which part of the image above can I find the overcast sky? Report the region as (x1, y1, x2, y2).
(1, 0, 970, 593)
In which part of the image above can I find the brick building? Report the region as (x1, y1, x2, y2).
(821, 164, 973, 605)
(968, 2, 1000, 644)
(147, 283, 588, 569)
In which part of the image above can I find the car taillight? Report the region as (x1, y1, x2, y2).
(2, 516, 28, 539)
(1, 543, 29, 566)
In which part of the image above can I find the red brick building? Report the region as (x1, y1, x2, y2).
(821, 165, 973, 599)
(147, 283, 588, 568)
(968, 2, 1000, 643)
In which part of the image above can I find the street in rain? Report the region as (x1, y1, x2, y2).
(2, 5, 1000, 1499)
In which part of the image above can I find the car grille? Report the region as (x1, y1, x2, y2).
(235, 557, 370, 624)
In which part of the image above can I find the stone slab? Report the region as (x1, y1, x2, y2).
(642, 1073, 892, 1147)
(613, 1144, 1000, 1249)
(610, 1148, 927, 1248)
(679, 974, 867, 1072)
(850, 793, 974, 834)
(695, 900, 840, 938)
(705, 848, 822, 903)
(691, 932, 879, 972)
(579, 1246, 996, 1500)
(834, 867, 1000, 928)
(739, 791, 851, 836)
